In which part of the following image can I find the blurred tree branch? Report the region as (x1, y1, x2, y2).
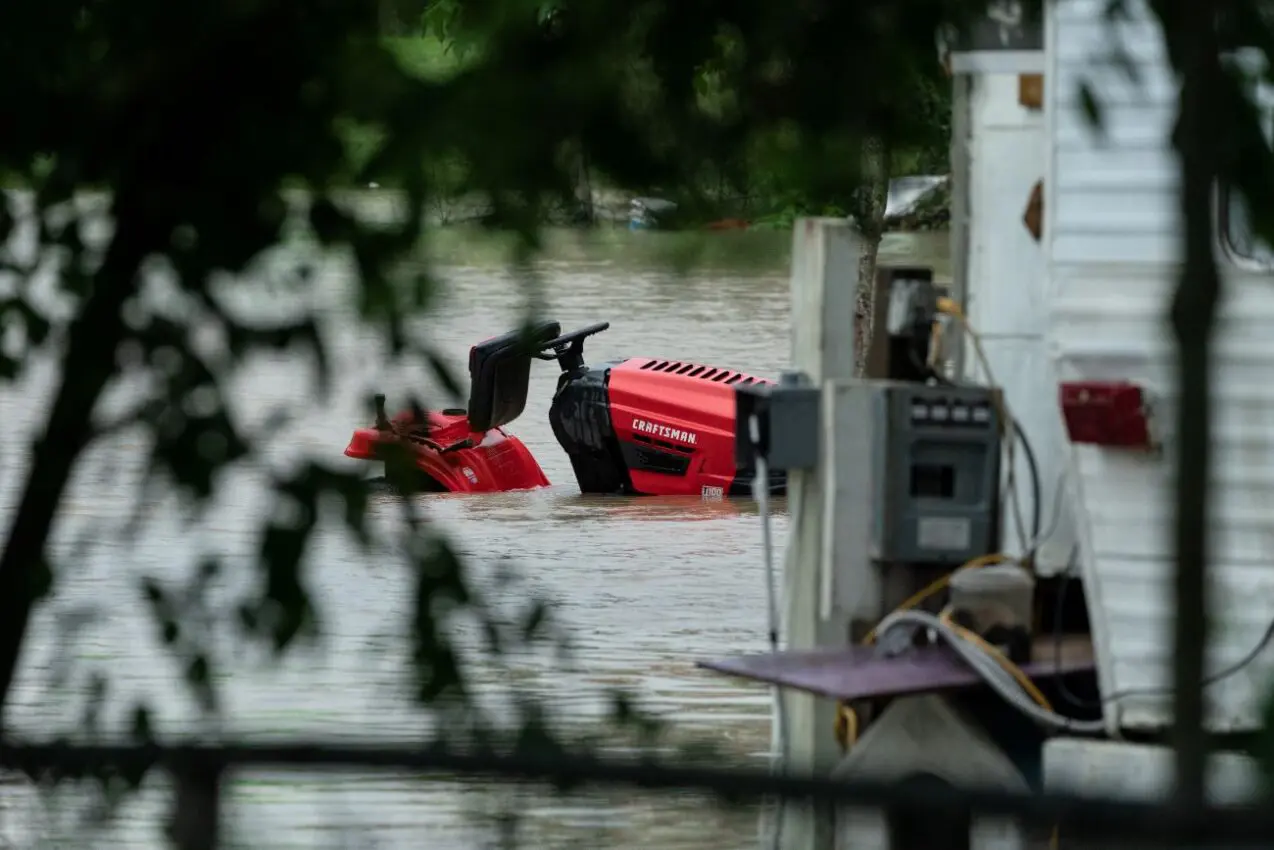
(0, 0, 1003, 728)
(1157, 0, 1222, 815)
(1, 0, 1273, 838)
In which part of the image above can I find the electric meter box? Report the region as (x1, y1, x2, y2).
(868, 381, 1002, 565)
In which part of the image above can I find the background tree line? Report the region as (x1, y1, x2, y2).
(371, 0, 954, 231)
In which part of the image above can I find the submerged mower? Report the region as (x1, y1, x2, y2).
(343, 321, 785, 497)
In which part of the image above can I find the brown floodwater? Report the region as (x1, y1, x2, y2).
(0, 198, 949, 849)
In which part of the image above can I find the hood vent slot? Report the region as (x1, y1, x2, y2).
(638, 359, 770, 386)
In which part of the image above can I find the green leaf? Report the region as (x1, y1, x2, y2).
(257, 469, 325, 654)
(141, 576, 165, 607)
(236, 603, 259, 635)
(520, 601, 548, 641)
(130, 705, 154, 743)
(309, 197, 353, 244)
(197, 557, 220, 584)
(1078, 82, 1104, 134)
(0, 194, 12, 245)
(184, 657, 216, 713)
(409, 535, 471, 703)
(426, 349, 464, 400)
(81, 672, 108, 733)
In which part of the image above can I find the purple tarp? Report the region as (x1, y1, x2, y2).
(696, 644, 1096, 702)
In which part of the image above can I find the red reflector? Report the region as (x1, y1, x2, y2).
(1058, 381, 1152, 448)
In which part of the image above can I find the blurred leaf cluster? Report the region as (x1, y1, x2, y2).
(0, 0, 1026, 805)
(409, 0, 967, 224)
(7, 0, 1274, 840)
(0, 0, 592, 750)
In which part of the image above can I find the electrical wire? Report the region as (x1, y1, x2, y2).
(925, 307, 1046, 568)
(833, 313, 1061, 743)
(936, 297, 1029, 553)
(859, 552, 1013, 644)
(874, 609, 1107, 734)
(938, 606, 1053, 711)
(1051, 550, 1274, 711)
(833, 306, 985, 751)
(747, 287, 1274, 850)
(922, 305, 1029, 553)
(827, 307, 1100, 775)
(935, 298, 1052, 568)
(832, 305, 1071, 849)
(1053, 548, 1099, 711)
(751, 412, 782, 671)
(749, 412, 785, 850)
(923, 303, 1274, 839)
(924, 295, 1274, 767)
(1023, 469, 1069, 565)
(846, 300, 1274, 849)
(844, 304, 1048, 733)
(835, 552, 1018, 749)
(1013, 419, 1044, 561)
(922, 307, 1274, 719)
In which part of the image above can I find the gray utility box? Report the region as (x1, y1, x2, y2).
(864, 381, 1002, 565)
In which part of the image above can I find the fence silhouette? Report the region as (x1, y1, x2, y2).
(0, 739, 1266, 849)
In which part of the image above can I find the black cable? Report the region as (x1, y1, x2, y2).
(941, 324, 1274, 713)
(1012, 418, 1043, 552)
(951, 355, 1040, 551)
(908, 345, 951, 385)
(1054, 549, 1100, 710)
(1053, 547, 1274, 709)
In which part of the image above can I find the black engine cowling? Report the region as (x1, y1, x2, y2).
(548, 361, 630, 494)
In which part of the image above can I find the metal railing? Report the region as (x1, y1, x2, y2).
(0, 739, 1265, 850)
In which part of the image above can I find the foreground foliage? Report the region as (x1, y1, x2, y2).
(3, 0, 1274, 840)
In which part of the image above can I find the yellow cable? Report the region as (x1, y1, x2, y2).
(936, 298, 993, 382)
(926, 314, 946, 371)
(834, 701, 859, 748)
(859, 553, 1011, 645)
(937, 606, 1053, 711)
(937, 298, 1014, 455)
(835, 553, 1018, 749)
(938, 602, 1062, 850)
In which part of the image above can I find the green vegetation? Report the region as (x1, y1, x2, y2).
(5, 26, 955, 230)
(383, 34, 462, 79)
(1, 0, 1272, 840)
(352, 31, 954, 230)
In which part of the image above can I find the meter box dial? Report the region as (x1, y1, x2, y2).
(870, 382, 1002, 565)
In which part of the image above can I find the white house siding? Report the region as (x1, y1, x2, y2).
(1047, 0, 1274, 732)
(964, 74, 1077, 575)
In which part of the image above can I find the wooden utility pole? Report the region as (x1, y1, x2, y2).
(769, 218, 872, 850)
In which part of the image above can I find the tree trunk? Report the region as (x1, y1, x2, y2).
(853, 139, 889, 376)
(1167, 0, 1221, 820)
(855, 234, 884, 376)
